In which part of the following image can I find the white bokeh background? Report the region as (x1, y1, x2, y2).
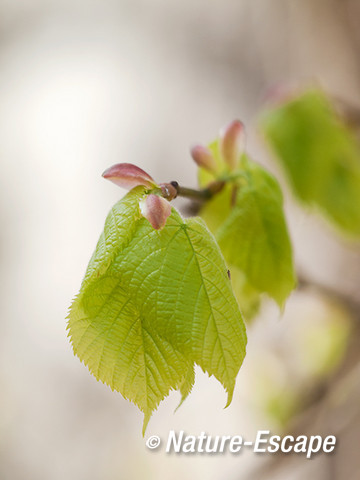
(0, 1, 359, 479)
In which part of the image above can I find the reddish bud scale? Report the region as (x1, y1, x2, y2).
(102, 163, 157, 189)
(219, 120, 246, 170)
(140, 194, 172, 230)
(190, 145, 217, 173)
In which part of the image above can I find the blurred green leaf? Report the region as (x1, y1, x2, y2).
(299, 301, 351, 377)
(229, 265, 261, 320)
(200, 156, 296, 309)
(260, 89, 360, 237)
(200, 182, 233, 232)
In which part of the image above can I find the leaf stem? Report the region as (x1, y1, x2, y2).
(170, 181, 225, 202)
(176, 185, 212, 200)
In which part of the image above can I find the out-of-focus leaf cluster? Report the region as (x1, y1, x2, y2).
(260, 88, 360, 238)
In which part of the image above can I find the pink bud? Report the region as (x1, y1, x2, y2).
(219, 120, 245, 170)
(102, 163, 157, 189)
(190, 145, 217, 173)
(139, 194, 172, 230)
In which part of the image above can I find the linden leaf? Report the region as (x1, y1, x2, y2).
(200, 157, 296, 308)
(176, 363, 196, 411)
(67, 187, 246, 433)
(260, 88, 360, 237)
(229, 265, 261, 321)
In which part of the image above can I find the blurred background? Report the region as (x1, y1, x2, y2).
(0, 0, 360, 479)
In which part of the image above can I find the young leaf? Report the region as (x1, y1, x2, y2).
(196, 121, 246, 188)
(176, 363, 196, 411)
(260, 89, 360, 237)
(200, 182, 233, 233)
(200, 157, 296, 308)
(67, 187, 247, 432)
(228, 265, 261, 321)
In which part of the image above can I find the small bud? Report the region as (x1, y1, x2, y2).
(190, 145, 217, 173)
(139, 194, 172, 230)
(159, 182, 178, 201)
(102, 163, 156, 189)
(219, 120, 245, 170)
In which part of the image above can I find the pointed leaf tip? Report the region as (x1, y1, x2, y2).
(102, 163, 156, 190)
(140, 194, 172, 230)
(191, 145, 217, 173)
(219, 120, 246, 170)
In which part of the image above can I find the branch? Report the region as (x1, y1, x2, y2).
(297, 273, 360, 320)
(170, 180, 225, 202)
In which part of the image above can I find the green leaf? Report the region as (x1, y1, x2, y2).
(229, 265, 261, 321)
(176, 363, 196, 411)
(200, 157, 296, 308)
(200, 182, 233, 232)
(67, 187, 246, 432)
(260, 88, 360, 237)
